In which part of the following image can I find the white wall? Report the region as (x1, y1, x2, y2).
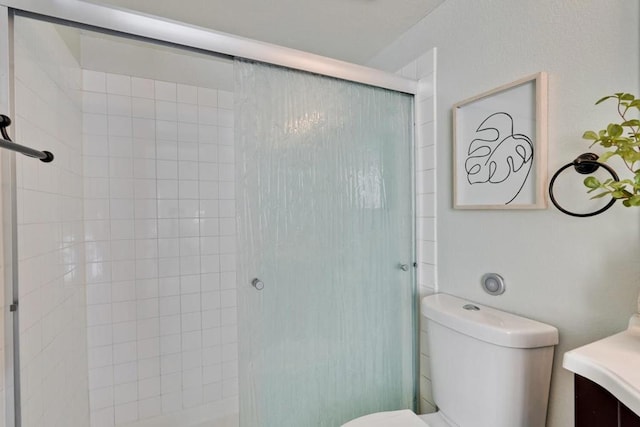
(369, 1, 640, 426)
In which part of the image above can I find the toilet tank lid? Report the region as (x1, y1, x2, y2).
(421, 294, 559, 348)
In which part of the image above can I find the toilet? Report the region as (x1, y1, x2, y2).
(344, 293, 559, 427)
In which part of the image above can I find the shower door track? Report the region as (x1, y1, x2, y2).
(0, 0, 417, 95)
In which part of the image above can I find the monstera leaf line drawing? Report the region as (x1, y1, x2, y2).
(464, 112, 534, 204)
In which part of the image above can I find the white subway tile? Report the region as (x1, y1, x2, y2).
(89, 365, 114, 389)
(182, 312, 202, 333)
(135, 219, 158, 239)
(159, 296, 180, 317)
(178, 123, 199, 143)
(84, 113, 108, 136)
(113, 321, 137, 344)
(113, 301, 137, 323)
(202, 345, 222, 365)
(133, 118, 156, 139)
(138, 357, 160, 379)
(198, 106, 217, 125)
(178, 103, 198, 123)
(114, 401, 138, 424)
(177, 84, 197, 104)
(155, 81, 176, 102)
(160, 315, 181, 336)
(160, 334, 181, 355)
(158, 257, 180, 277)
(84, 70, 107, 92)
(161, 391, 182, 413)
(203, 382, 222, 403)
(182, 330, 202, 351)
(198, 125, 217, 144)
(132, 77, 155, 99)
(112, 281, 136, 303)
(137, 298, 159, 319)
(183, 385, 203, 409)
(134, 178, 157, 198)
(202, 310, 221, 330)
(90, 406, 115, 427)
(218, 109, 233, 128)
(156, 120, 178, 140)
(113, 341, 138, 365)
(107, 94, 132, 117)
(202, 364, 222, 385)
(222, 378, 238, 397)
(106, 74, 131, 96)
(90, 386, 114, 410)
(84, 92, 108, 114)
(132, 97, 156, 119)
(138, 396, 162, 419)
(217, 90, 233, 110)
(158, 200, 179, 219)
(138, 318, 160, 340)
(114, 361, 138, 385)
(139, 376, 161, 399)
(197, 88, 217, 107)
(202, 328, 221, 349)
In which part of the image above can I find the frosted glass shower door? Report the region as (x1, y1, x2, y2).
(236, 60, 415, 427)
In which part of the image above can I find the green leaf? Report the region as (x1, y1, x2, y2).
(591, 191, 611, 199)
(622, 119, 640, 127)
(596, 95, 615, 105)
(608, 123, 624, 137)
(582, 130, 599, 140)
(621, 93, 635, 101)
(599, 151, 615, 162)
(584, 176, 601, 189)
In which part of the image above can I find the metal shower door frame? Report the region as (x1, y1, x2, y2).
(0, 3, 421, 426)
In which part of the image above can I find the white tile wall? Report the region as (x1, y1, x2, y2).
(82, 71, 238, 426)
(398, 48, 437, 414)
(14, 17, 90, 427)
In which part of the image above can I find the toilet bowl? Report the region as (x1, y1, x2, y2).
(342, 294, 559, 427)
(342, 410, 449, 426)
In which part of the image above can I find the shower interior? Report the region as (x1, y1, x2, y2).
(14, 15, 239, 427)
(7, 7, 416, 427)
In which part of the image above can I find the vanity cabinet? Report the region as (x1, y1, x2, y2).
(575, 374, 640, 427)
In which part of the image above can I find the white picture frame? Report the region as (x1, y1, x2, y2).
(453, 72, 548, 209)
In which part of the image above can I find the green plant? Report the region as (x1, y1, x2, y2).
(582, 93, 640, 206)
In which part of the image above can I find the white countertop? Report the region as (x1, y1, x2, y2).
(563, 314, 640, 416)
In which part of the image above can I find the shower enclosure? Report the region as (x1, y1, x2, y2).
(0, 2, 418, 426)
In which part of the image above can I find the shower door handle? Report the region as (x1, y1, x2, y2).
(252, 278, 264, 290)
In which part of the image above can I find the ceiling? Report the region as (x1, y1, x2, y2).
(81, 0, 445, 64)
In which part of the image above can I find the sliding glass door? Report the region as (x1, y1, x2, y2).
(236, 60, 415, 427)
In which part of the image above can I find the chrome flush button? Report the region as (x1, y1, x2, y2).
(481, 273, 506, 296)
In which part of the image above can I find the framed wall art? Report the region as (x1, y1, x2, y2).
(453, 72, 548, 209)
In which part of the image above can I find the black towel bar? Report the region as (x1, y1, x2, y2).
(0, 115, 54, 163)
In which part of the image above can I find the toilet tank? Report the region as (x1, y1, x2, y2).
(422, 294, 559, 427)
